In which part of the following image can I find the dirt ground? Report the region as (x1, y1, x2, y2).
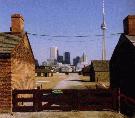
(0, 111, 126, 118)
(80, 75, 110, 89)
(35, 73, 110, 89)
(35, 73, 67, 89)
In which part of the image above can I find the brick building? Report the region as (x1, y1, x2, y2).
(110, 15, 135, 96)
(0, 14, 35, 112)
(110, 15, 135, 115)
(35, 66, 53, 77)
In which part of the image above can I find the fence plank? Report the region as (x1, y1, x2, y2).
(12, 89, 113, 112)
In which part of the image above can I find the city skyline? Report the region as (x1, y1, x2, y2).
(41, 46, 88, 65)
(0, 0, 135, 63)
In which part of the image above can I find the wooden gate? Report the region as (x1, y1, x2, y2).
(12, 89, 113, 112)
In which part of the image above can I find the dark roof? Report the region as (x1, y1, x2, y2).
(0, 33, 22, 53)
(35, 66, 53, 73)
(91, 60, 109, 72)
(35, 68, 52, 73)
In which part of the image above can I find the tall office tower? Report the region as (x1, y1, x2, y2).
(57, 55, 63, 63)
(73, 56, 80, 66)
(50, 47, 58, 59)
(57, 49, 59, 58)
(64, 52, 70, 64)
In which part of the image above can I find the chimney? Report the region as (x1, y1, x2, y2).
(11, 14, 24, 33)
(123, 15, 135, 35)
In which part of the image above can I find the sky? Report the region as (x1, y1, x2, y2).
(0, 0, 135, 64)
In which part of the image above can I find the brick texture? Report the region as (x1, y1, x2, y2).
(123, 15, 135, 35)
(11, 34, 35, 90)
(11, 14, 24, 33)
(0, 34, 35, 113)
(0, 59, 12, 112)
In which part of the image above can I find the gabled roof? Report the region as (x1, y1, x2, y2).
(0, 32, 35, 61)
(0, 33, 21, 53)
(91, 60, 109, 72)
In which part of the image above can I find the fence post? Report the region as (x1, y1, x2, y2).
(112, 88, 119, 111)
(12, 90, 18, 111)
(33, 88, 42, 111)
(37, 90, 42, 111)
(33, 89, 38, 111)
(71, 90, 79, 111)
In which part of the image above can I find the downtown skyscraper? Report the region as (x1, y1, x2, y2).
(64, 52, 70, 64)
(50, 47, 58, 60)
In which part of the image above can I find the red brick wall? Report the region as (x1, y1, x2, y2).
(11, 14, 24, 33)
(123, 15, 135, 35)
(0, 59, 12, 112)
(0, 34, 35, 112)
(11, 34, 35, 90)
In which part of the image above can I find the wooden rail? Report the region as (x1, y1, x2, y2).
(12, 89, 113, 112)
(120, 93, 135, 115)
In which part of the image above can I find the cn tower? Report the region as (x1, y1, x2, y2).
(101, 0, 107, 60)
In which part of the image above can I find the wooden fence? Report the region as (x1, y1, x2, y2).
(12, 89, 114, 112)
(120, 93, 135, 116)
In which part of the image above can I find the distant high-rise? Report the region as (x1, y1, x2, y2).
(57, 55, 63, 63)
(42, 61, 47, 66)
(35, 59, 39, 67)
(73, 56, 80, 66)
(50, 47, 58, 59)
(80, 53, 87, 63)
(64, 52, 70, 64)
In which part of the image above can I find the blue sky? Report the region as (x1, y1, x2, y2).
(0, 0, 135, 64)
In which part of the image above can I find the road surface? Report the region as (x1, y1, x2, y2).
(54, 73, 87, 89)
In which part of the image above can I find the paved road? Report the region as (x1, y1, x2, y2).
(54, 73, 87, 89)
